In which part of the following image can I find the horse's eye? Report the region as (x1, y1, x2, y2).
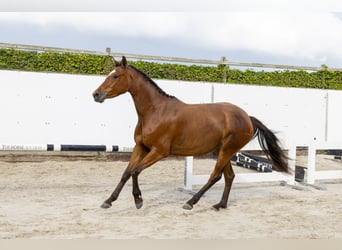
(113, 75, 119, 79)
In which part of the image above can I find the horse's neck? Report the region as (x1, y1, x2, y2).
(128, 72, 171, 117)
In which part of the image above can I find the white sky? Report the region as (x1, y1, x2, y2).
(2, 0, 342, 11)
(1, 0, 342, 68)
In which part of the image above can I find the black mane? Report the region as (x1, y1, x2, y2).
(128, 65, 175, 99)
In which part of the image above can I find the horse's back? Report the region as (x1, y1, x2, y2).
(168, 101, 254, 156)
(183, 102, 252, 131)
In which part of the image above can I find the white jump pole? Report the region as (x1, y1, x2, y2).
(0, 144, 133, 153)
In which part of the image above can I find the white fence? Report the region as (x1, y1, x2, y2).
(1, 70, 341, 186)
(3, 42, 342, 72)
(306, 140, 342, 185)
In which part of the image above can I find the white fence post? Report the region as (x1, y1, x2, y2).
(306, 138, 317, 185)
(184, 156, 194, 190)
(287, 144, 297, 185)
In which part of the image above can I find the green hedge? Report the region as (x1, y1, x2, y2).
(1, 48, 341, 90)
(0, 49, 113, 74)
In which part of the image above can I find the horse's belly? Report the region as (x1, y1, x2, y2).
(170, 132, 221, 156)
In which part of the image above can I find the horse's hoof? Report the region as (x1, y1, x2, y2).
(212, 203, 227, 211)
(100, 202, 112, 209)
(135, 200, 143, 209)
(212, 205, 220, 211)
(182, 203, 193, 210)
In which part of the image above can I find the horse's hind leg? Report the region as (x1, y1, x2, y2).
(212, 161, 235, 210)
(183, 148, 234, 210)
(183, 168, 223, 210)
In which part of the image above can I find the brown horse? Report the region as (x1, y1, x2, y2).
(93, 56, 289, 210)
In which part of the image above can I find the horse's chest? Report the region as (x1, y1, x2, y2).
(141, 128, 156, 144)
(140, 123, 167, 147)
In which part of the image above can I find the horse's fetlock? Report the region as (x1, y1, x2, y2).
(132, 189, 141, 197)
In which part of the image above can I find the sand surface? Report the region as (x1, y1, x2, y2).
(0, 154, 341, 239)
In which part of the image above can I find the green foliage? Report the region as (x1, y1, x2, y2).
(0, 49, 110, 74)
(225, 68, 342, 89)
(129, 61, 224, 82)
(0, 48, 341, 90)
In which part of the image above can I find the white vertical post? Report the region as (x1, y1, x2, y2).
(324, 92, 329, 141)
(184, 156, 194, 190)
(211, 84, 215, 103)
(307, 138, 317, 184)
(287, 144, 296, 185)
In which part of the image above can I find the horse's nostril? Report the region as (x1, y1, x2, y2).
(93, 92, 100, 99)
(93, 91, 105, 103)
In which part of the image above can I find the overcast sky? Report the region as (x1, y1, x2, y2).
(1, 0, 342, 69)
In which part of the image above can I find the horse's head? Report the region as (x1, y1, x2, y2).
(93, 56, 131, 103)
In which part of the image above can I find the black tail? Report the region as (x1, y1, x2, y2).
(250, 116, 289, 173)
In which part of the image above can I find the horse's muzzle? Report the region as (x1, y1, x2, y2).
(92, 90, 106, 103)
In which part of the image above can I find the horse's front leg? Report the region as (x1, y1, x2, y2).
(132, 174, 143, 209)
(129, 147, 168, 209)
(101, 144, 148, 209)
(101, 168, 131, 208)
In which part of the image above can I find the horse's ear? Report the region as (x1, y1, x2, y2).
(113, 57, 120, 67)
(122, 56, 127, 68)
